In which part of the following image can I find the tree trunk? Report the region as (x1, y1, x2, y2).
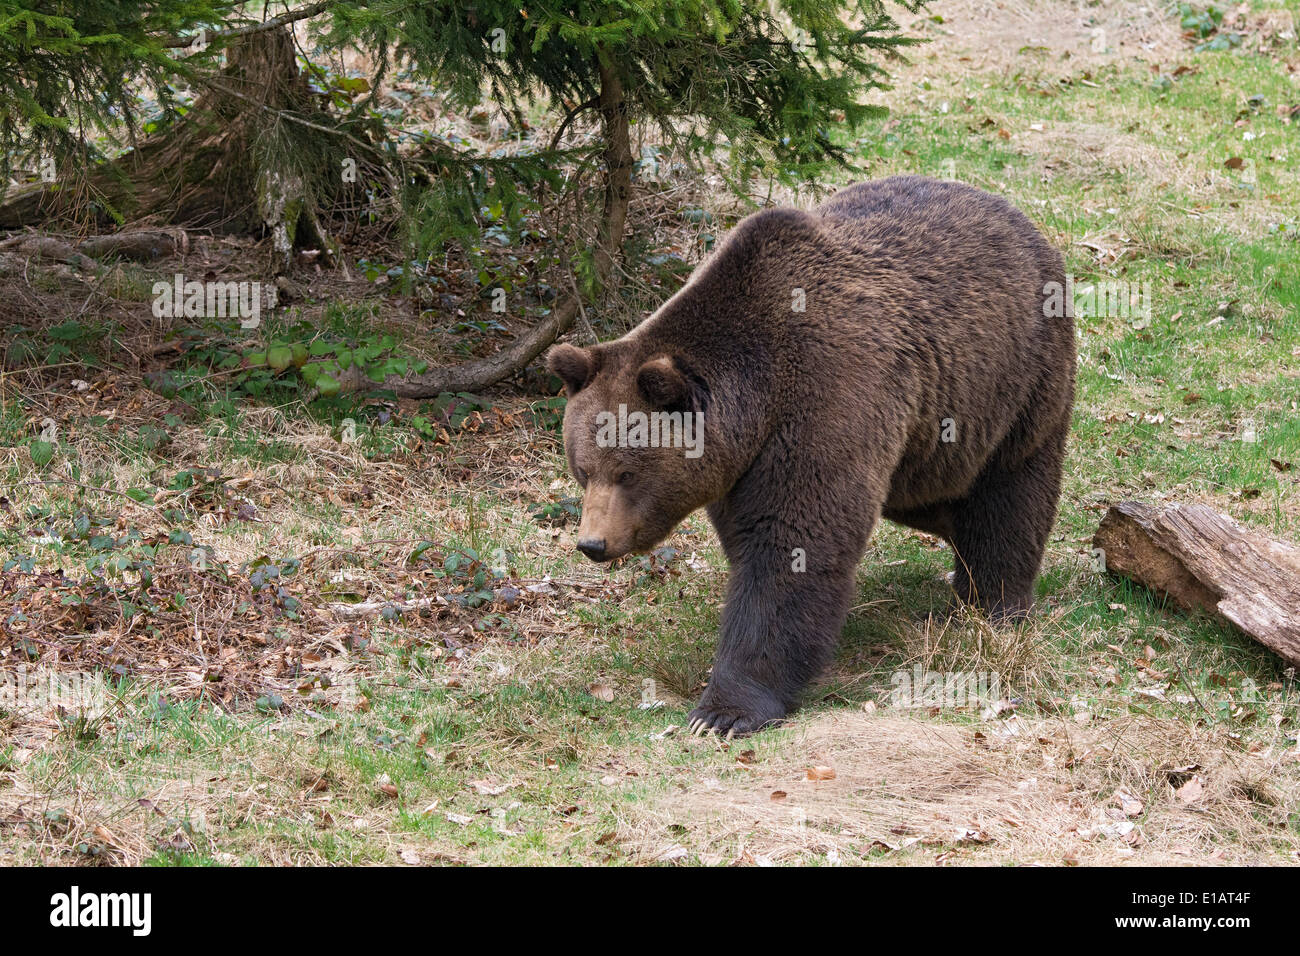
(593, 55, 633, 286)
(1092, 501, 1300, 667)
(341, 49, 634, 399)
(0, 26, 352, 272)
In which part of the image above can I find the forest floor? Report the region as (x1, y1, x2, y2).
(2, 0, 1299, 865)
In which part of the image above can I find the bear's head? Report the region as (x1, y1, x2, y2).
(547, 341, 713, 562)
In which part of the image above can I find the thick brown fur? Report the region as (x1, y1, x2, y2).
(548, 176, 1076, 736)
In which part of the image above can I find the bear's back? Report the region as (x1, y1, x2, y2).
(815, 176, 1060, 278)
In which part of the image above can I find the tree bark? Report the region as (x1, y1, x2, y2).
(0, 25, 349, 272)
(593, 55, 632, 286)
(1092, 501, 1300, 667)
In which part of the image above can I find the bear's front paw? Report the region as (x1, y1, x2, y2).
(687, 697, 786, 739)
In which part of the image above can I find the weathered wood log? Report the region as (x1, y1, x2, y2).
(1092, 501, 1300, 666)
(0, 235, 97, 270)
(325, 597, 438, 621)
(78, 228, 189, 262)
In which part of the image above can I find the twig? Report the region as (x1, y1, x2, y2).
(161, 2, 332, 48)
(325, 596, 439, 620)
(549, 96, 601, 152)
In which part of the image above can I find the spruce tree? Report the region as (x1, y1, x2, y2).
(0, 0, 229, 186)
(320, 0, 920, 395)
(1, 1, 920, 393)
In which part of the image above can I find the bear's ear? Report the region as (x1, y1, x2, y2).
(547, 343, 596, 395)
(636, 356, 691, 411)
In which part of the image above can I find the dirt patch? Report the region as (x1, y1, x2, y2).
(1012, 121, 1184, 186)
(620, 710, 1300, 865)
(898, 0, 1186, 78)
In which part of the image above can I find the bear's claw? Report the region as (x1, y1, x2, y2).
(686, 706, 781, 739)
(688, 722, 733, 740)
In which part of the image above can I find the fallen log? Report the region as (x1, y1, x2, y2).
(0, 235, 96, 270)
(325, 597, 438, 621)
(1092, 501, 1300, 667)
(78, 228, 189, 262)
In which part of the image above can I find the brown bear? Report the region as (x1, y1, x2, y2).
(548, 175, 1075, 737)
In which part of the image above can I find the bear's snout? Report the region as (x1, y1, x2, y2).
(572, 483, 643, 561)
(576, 537, 608, 562)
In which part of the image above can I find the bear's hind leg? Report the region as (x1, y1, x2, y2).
(949, 425, 1067, 622)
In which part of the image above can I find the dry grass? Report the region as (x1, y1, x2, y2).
(896, 0, 1187, 79)
(619, 709, 1300, 865)
(1012, 122, 1187, 187)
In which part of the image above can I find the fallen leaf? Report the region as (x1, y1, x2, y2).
(1117, 791, 1144, 817)
(1085, 820, 1134, 840)
(1175, 775, 1204, 804)
(468, 779, 512, 796)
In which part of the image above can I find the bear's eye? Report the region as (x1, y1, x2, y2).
(615, 471, 633, 485)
